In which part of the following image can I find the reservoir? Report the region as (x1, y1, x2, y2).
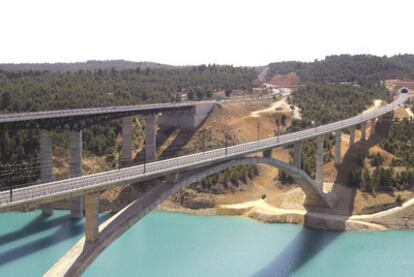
(1, 210, 414, 276)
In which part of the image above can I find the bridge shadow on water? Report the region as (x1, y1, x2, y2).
(0, 211, 110, 267)
(253, 122, 390, 276)
(253, 227, 342, 277)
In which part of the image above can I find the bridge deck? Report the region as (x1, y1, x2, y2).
(0, 96, 273, 124)
(0, 94, 408, 210)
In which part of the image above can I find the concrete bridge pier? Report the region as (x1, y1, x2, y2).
(315, 135, 324, 187)
(371, 118, 376, 136)
(293, 141, 302, 168)
(121, 116, 133, 167)
(262, 149, 272, 158)
(334, 130, 342, 165)
(85, 192, 100, 243)
(40, 129, 53, 215)
(360, 122, 367, 141)
(145, 114, 157, 162)
(70, 130, 84, 219)
(349, 126, 355, 145)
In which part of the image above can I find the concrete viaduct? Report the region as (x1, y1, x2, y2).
(0, 93, 409, 248)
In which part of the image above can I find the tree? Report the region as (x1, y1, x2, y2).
(363, 168, 371, 192)
(187, 90, 195, 100)
(205, 90, 212, 99)
(0, 91, 11, 110)
(348, 169, 362, 187)
(279, 170, 294, 184)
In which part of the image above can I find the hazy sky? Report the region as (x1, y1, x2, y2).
(1, 0, 413, 66)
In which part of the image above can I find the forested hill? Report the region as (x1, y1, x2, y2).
(0, 64, 257, 188)
(0, 60, 175, 72)
(266, 54, 414, 88)
(0, 65, 257, 112)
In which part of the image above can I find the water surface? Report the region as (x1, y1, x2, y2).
(85, 211, 414, 277)
(1, 210, 414, 276)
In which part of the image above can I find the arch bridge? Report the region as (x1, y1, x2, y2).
(0, 93, 409, 251)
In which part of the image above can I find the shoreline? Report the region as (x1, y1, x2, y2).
(157, 196, 414, 231)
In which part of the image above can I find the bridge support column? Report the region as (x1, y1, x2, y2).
(166, 172, 180, 183)
(121, 116, 133, 167)
(145, 114, 157, 162)
(371, 118, 376, 137)
(360, 122, 367, 141)
(40, 130, 53, 215)
(315, 135, 324, 187)
(262, 149, 272, 158)
(70, 130, 84, 219)
(293, 141, 302, 168)
(349, 127, 355, 145)
(335, 130, 342, 165)
(85, 192, 100, 243)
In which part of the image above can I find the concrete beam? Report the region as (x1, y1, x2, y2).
(335, 130, 342, 165)
(262, 149, 272, 158)
(85, 192, 100, 243)
(360, 122, 367, 141)
(121, 116, 133, 167)
(70, 130, 84, 219)
(40, 129, 53, 215)
(349, 126, 355, 145)
(145, 114, 157, 162)
(293, 141, 302, 168)
(315, 135, 324, 187)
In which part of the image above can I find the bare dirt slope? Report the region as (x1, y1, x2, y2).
(269, 72, 301, 87)
(385, 79, 414, 91)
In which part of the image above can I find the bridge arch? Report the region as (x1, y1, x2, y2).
(47, 156, 336, 276)
(172, 156, 335, 208)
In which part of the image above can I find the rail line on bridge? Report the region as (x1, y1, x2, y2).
(0, 94, 408, 211)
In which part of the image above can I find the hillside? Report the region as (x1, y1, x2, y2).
(0, 60, 175, 72)
(265, 54, 414, 88)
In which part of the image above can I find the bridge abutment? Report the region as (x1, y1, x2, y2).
(293, 141, 302, 168)
(121, 116, 134, 167)
(145, 114, 157, 162)
(85, 192, 100, 243)
(315, 135, 324, 187)
(159, 103, 214, 130)
(335, 130, 342, 165)
(40, 129, 54, 215)
(70, 130, 84, 219)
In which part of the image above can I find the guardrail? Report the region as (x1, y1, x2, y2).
(0, 94, 408, 208)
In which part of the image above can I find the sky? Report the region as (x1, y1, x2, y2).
(0, 0, 413, 66)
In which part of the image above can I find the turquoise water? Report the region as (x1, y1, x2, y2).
(0, 210, 109, 276)
(1, 210, 414, 276)
(85, 211, 414, 277)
